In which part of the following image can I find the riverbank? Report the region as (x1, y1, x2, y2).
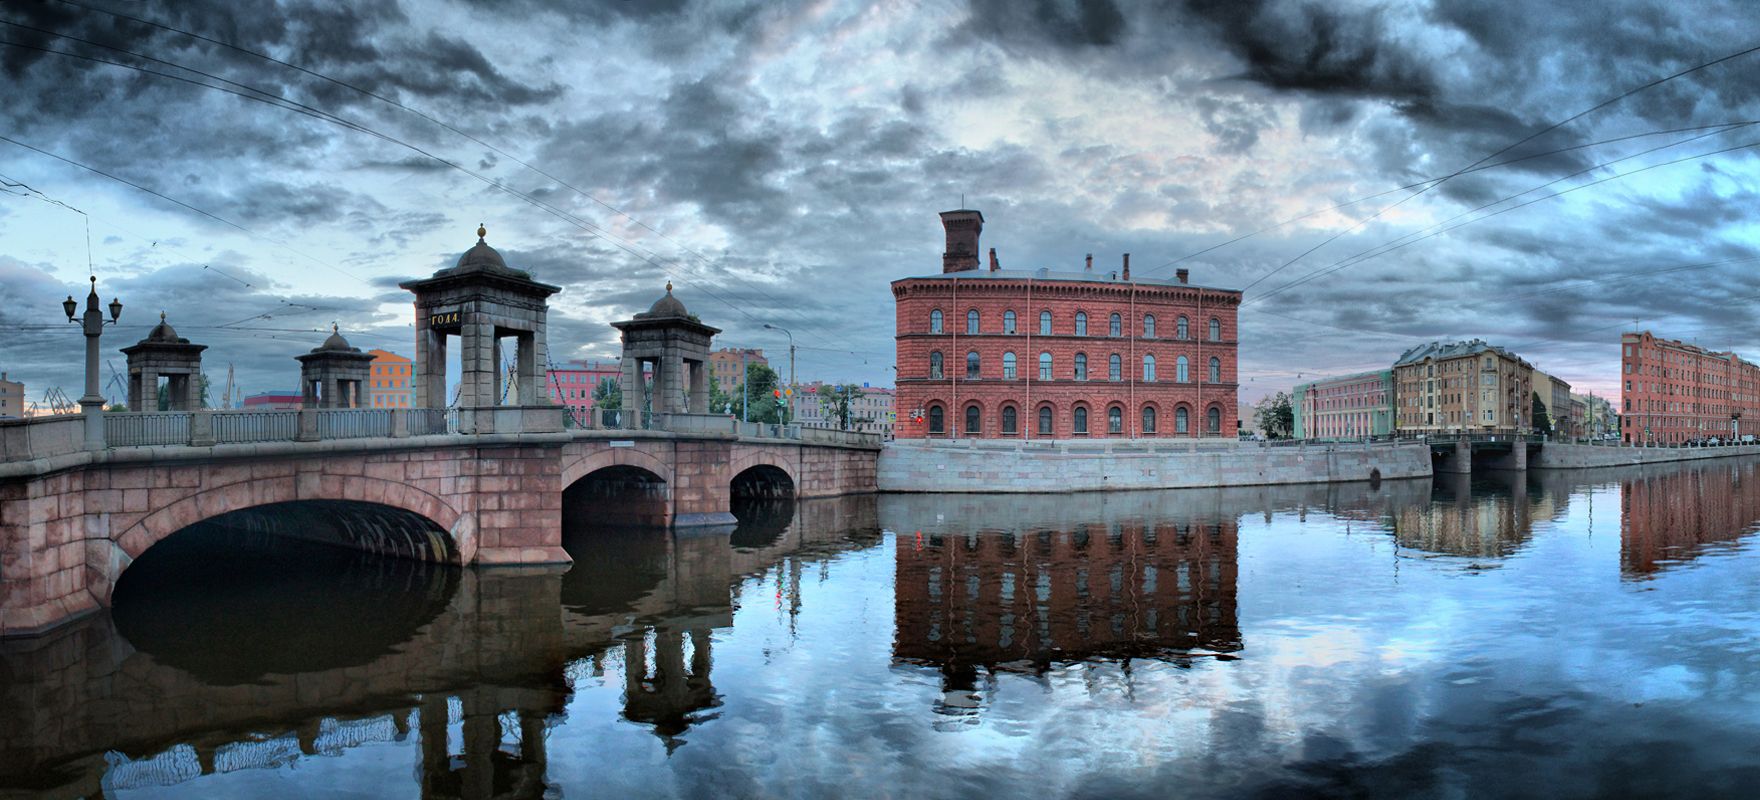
(1533, 442, 1760, 469)
(877, 438, 1431, 492)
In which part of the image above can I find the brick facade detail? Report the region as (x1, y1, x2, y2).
(1620, 330, 1760, 444)
(892, 221, 1241, 440)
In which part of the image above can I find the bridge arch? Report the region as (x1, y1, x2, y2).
(561, 446, 676, 491)
(727, 449, 799, 498)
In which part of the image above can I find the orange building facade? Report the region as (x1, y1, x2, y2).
(1620, 330, 1760, 444)
(367, 349, 415, 409)
(892, 210, 1241, 439)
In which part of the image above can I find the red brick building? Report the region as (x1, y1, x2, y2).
(892, 209, 1241, 439)
(1620, 330, 1760, 444)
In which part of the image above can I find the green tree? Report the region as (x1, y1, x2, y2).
(1255, 391, 1295, 439)
(1532, 392, 1552, 435)
(592, 376, 622, 411)
(816, 383, 870, 430)
(733, 362, 784, 423)
(154, 374, 211, 410)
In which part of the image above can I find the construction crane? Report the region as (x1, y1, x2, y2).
(104, 360, 126, 408)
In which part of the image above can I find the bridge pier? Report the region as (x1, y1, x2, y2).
(1435, 440, 1472, 474)
(1479, 440, 1530, 471)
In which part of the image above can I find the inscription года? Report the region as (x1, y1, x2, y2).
(429, 310, 462, 328)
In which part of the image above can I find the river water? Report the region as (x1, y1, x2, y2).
(6, 460, 1760, 798)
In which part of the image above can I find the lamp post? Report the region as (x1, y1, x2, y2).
(763, 323, 795, 424)
(63, 276, 123, 449)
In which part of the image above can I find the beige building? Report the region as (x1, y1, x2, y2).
(790, 383, 895, 436)
(0, 373, 22, 419)
(1530, 369, 1575, 438)
(708, 348, 767, 395)
(1394, 339, 1534, 435)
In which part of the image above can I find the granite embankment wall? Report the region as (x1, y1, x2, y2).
(878, 439, 1432, 492)
(1533, 442, 1760, 469)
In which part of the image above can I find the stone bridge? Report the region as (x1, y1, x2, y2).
(0, 408, 879, 638)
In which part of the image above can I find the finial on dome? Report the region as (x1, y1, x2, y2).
(160, 311, 166, 322)
(332, 322, 339, 334)
(666, 281, 673, 293)
(477, 223, 486, 241)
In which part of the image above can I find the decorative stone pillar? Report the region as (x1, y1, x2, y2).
(296, 326, 375, 408)
(611, 283, 721, 421)
(120, 313, 206, 411)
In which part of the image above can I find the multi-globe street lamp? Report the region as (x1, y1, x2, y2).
(63, 276, 123, 448)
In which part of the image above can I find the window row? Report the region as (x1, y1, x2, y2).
(924, 402, 1224, 436)
(927, 309, 1224, 340)
(926, 351, 1223, 383)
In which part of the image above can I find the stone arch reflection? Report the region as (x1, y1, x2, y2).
(112, 506, 460, 683)
(564, 465, 669, 528)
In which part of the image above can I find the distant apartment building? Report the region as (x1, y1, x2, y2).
(0, 373, 21, 419)
(1573, 392, 1618, 438)
(789, 383, 896, 436)
(1394, 339, 1534, 435)
(242, 390, 302, 410)
(1293, 370, 1395, 439)
(1530, 369, 1575, 438)
(1620, 331, 1760, 444)
(709, 348, 767, 395)
(367, 349, 416, 409)
(547, 359, 622, 419)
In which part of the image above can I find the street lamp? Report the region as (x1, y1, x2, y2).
(63, 276, 123, 448)
(762, 323, 795, 424)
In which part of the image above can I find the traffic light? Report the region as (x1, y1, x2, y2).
(773, 389, 782, 399)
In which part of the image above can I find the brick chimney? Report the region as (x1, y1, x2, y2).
(1176, 268, 1189, 284)
(940, 209, 984, 273)
(1084, 253, 1093, 271)
(988, 247, 1000, 271)
(1122, 253, 1130, 281)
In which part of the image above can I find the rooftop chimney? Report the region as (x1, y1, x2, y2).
(1084, 253, 1093, 271)
(988, 247, 1000, 272)
(1176, 268, 1189, 284)
(1122, 253, 1130, 281)
(939, 209, 984, 273)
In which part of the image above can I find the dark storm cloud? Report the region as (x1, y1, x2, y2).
(956, 0, 1129, 50)
(1183, 0, 1435, 104)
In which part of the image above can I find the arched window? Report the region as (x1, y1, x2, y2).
(1209, 356, 1221, 383)
(929, 351, 943, 379)
(1039, 310, 1052, 335)
(1143, 354, 1157, 382)
(1176, 406, 1189, 434)
(928, 405, 945, 434)
(1142, 405, 1157, 433)
(1038, 352, 1052, 380)
(1177, 316, 1189, 340)
(1003, 351, 1017, 380)
(1209, 318, 1221, 341)
(1003, 310, 1017, 334)
(1075, 312, 1088, 336)
(1038, 405, 1053, 435)
(966, 351, 980, 379)
(1143, 314, 1156, 339)
(1073, 406, 1089, 435)
(967, 309, 980, 335)
(1074, 353, 1088, 381)
(1108, 354, 1122, 381)
(1207, 405, 1222, 433)
(965, 404, 981, 435)
(1001, 405, 1018, 434)
(1109, 313, 1122, 337)
(1177, 356, 1190, 383)
(1107, 405, 1123, 434)
(930, 309, 943, 334)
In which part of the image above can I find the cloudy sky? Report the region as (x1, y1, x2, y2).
(3, 0, 1760, 408)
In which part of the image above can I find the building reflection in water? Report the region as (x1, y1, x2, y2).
(0, 494, 880, 798)
(1385, 471, 1551, 559)
(883, 491, 1245, 727)
(1620, 460, 1760, 578)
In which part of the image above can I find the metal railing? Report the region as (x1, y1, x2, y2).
(316, 409, 393, 439)
(408, 408, 450, 436)
(105, 412, 191, 447)
(211, 410, 299, 444)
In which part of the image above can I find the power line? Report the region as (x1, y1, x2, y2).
(1231, 39, 1760, 293)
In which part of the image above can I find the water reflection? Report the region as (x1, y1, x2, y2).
(1621, 460, 1760, 578)
(9, 460, 1760, 797)
(887, 492, 1244, 725)
(0, 495, 880, 798)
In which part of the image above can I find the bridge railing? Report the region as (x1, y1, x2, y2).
(211, 410, 300, 444)
(106, 412, 192, 447)
(0, 414, 85, 461)
(316, 409, 394, 439)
